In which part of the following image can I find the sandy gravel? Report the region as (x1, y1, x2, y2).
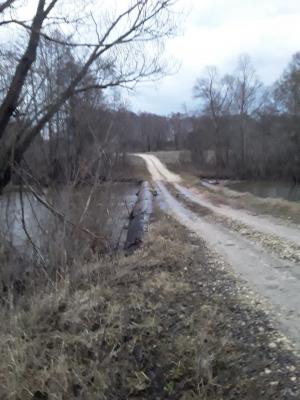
(137, 153, 300, 351)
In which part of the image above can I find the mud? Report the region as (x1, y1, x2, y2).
(137, 153, 300, 351)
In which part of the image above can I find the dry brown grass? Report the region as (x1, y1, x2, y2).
(113, 155, 151, 182)
(167, 166, 300, 224)
(149, 151, 191, 165)
(159, 160, 300, 224)
(0, 220, 207, 400)
(201, 184, 300, 224)
(0, 215, 299, 399)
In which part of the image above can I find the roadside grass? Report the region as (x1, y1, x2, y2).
(148, 150, 191, 166)
(0, 214, 299, 399)
(110, 157, 151, 183)
(201, 184, 300, 225)
(165, 183, 300, 264)
(163, 161, 300, 224)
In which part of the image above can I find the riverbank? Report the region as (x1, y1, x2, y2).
(137, 153, 300, 346)
(197, 181, 300, 225)
(157, 160, 300, 224)
(146, 151, 300, 222)
(0, 157, 152, 294)
(1, 154, 300, 399)
(0, 211, 299, 399)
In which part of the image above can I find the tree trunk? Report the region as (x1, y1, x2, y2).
(0, 1, 55, 140)
(240, 120, 246, 175)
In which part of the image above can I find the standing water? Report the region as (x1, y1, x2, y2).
(226, 181, 300, 203)
(0, 183, 138, 257)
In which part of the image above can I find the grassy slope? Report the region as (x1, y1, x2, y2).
(165, 161, 300, 225)
(165, 182, 300, 264)
(0, 212, 299, 399)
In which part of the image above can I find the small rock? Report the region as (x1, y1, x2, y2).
(268, 342, 277, 349)
(287, 365, 296, 372)
(264, 368, 272, 374)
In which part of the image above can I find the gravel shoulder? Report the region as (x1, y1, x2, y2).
(2, 212, 300, 399)
(171, 183, 300, 264)
(163, 214, 300, 399)
(136, 153, 300, 352)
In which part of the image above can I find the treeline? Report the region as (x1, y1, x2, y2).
(6, 30, 192, 185)
(0, 1, 176, 191)
(189, 53, 300, 181)
(16, 95, 191, 185)
(1, 2, 299, 188)
(24, 51, 299, 185)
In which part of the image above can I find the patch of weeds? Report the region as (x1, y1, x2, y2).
(0, 215, 299, 399)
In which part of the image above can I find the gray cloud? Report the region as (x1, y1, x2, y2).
(129, 0, 300, 115)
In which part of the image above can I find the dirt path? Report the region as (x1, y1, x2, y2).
(175, 183, 300, 247)
(137, 153, 300, 350)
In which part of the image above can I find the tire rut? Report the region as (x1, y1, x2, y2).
(168, 183, 300, 264)
(136, 153, 300, 351)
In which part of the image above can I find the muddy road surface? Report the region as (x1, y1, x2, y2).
(137, 153, 300, 351)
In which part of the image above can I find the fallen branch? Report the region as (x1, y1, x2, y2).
(26, 183, 105, 241)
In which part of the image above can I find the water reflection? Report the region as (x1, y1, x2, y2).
(0, 183, 138, 257)
(226, 181, 300, 202)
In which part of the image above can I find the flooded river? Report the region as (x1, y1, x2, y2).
(0, 183, 138, 259)
(226, 181, 300, 202)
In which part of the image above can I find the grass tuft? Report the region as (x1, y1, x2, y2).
(0, 215, 299, 399)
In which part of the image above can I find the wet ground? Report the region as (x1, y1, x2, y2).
(137, 153, 300, 352)
(226, 180, 300, 203)
(2, 213, 299, 400)
(0, 182, 139, 256)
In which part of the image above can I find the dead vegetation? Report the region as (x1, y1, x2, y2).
(112, 156, 151, 183)
(165, 161, 300, 225)
(221, 187, 300, 224)
(165, 183, 300, 263)
(0, 215, 299, 399)
(197, 181, 300, 225)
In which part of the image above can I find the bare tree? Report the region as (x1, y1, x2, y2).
(274, 52, 300, 180)
(0, 1, 59, 138)
(274, 52, 300, 116)
(232, 54, 262, 170)
(191, 54, 300, 180)
(0, 0, 177, 192)
(194, 66, 233, 172)
(0, 0, 16, 15)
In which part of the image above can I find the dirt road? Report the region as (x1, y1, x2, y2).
(137, 153, 300, 350)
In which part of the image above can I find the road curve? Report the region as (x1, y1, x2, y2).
(137, 153, 300, 350)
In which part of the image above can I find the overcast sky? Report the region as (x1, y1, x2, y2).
(128, 0, 300, 115)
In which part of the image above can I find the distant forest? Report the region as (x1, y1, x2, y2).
(1, 1, 300, 191)
(15, 51, 300, 184)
